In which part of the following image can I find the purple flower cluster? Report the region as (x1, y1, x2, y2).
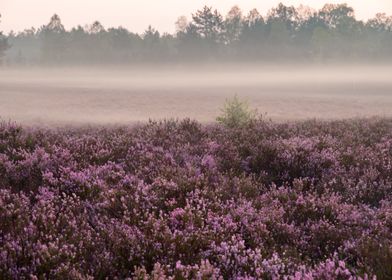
(1, 119, 391, 279)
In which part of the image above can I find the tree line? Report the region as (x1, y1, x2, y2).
(1, 3, 392, 65)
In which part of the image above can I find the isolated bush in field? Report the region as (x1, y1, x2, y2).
(216, 95, 257, 127)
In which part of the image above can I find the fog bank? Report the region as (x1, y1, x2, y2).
(1, 64, 392, 125)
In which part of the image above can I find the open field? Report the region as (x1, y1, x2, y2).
(2, 65, 392, 278)
(1, 64, 392, 125)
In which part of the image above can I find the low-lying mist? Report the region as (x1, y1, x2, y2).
(1, 63, 392, 125)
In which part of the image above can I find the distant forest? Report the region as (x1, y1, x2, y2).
(1, 3, 392, 65)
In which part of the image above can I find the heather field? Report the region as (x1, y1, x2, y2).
(1, 118, 392, 279)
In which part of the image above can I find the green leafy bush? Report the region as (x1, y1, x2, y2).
(216, 95, 257, 127)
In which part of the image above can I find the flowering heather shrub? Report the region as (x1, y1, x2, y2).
(1, 118, 392, 279)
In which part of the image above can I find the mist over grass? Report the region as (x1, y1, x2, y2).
(0, 63, 391, 126)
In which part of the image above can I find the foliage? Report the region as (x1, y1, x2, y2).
(0, 14, 10, 61)
(1, 118, 392, 278)
(216, 95, 256, 127)
(192, 6, 224, 43)
(3, 3, 392, 64)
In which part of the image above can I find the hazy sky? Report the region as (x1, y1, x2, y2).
(1, 0, 392, 34)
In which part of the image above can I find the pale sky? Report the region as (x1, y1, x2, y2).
(1, 0, 392, 34)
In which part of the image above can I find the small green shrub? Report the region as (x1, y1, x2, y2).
(216, 95, 257, 128)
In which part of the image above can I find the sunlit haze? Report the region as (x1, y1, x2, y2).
(1, 0, 392, 33)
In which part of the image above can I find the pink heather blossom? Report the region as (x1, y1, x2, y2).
(0, 118, 391, 278)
